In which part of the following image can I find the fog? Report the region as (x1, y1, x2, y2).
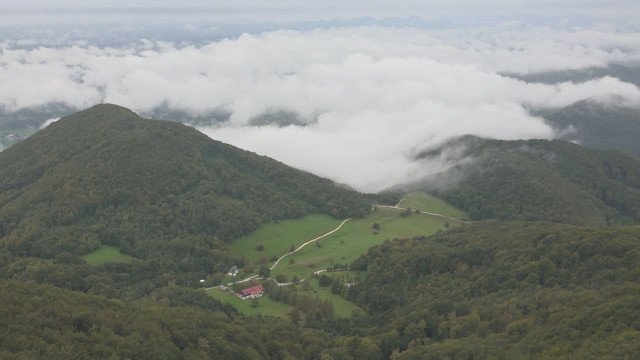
(2, 25, 640, 191)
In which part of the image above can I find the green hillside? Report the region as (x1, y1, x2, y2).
(345, 221, 640, 359)
(270, 207, 458, 279)
(229, 214, 340, 264)
(0, 104, 373, 297)
(397, 192, 469, 220)
(538, 99, 640, 158)
(415, 136, 640, 225)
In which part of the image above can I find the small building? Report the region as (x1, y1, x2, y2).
(239, 284, 264, 299)
(227, 265, 238, 276)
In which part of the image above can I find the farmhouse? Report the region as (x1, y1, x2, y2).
(227, 265, 238, 276)
(239, 284, 264, 299)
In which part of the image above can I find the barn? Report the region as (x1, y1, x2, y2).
(239, 284, 264, 299)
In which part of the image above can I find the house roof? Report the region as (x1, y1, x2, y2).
(240, 284, 264, 296)
(228, 265, 238, 272)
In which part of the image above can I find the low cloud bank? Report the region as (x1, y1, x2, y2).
(2, 26, 640, 191)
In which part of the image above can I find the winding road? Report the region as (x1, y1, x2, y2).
(268, 217, 353, 271)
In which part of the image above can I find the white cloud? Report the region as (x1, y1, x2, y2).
(39, 117, 60, 129)
(2, 26, 640, 191)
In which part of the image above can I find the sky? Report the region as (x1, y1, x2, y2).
(2, 1, 640, 28)
(2, 2, 640, 192)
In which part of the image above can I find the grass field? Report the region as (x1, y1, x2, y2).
(229, 214, 340, 263)
(83, 245, 135, 265)
(398, 192, 469, 220)
(213, 193, 467, 318)
(271, 207, 459, 279)
(206, 287, 292, 317)
(206, 281, 361, 318)
(295, 278, 363, 317)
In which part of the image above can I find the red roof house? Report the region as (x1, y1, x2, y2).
(239, 284, 264, 299)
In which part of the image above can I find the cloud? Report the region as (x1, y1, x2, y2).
(2, 26, 640, 191)
(39, 117, 60, 129)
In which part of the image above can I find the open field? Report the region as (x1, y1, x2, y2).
(206, 287, 292, 317)
(223, 192, 467, 315)
(83, 245, 135, 265)
(229, 214, 340, 263)
(206, 280, 361, 318)
(398, 192, 469, 220)
(271, 207, 460, 279)
(295, 278, 363, 317)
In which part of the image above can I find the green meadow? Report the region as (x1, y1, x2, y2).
(295, 278, 363, 317)
(206, 287, 292, 317)
(398, 192, 469, 220)
(83, 245, 135, 265)
(228, 214, 340, 263)
(271, 207, 460, 279)
(211, 193, 467, 319)
(206, 280, 361, 318)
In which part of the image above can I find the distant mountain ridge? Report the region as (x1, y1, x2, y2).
(536, 98, 640, 158)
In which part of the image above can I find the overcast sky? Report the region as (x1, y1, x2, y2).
(2, 0, 640, 26)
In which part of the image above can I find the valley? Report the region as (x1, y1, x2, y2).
(1, 104, 640, 359)
(210, 192, 469, 318)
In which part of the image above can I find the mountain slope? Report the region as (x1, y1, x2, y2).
(0, 104, 372, 292)
(410, 136, 640, 225)
(347, 221, 640, 359)
(0, 280, 331, 359)
(537, 99, 640, 158)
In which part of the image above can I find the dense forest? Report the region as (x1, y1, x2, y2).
(342, 221, 640, 359)
(0, 280, 334, 360)
(413, 136, 640, 225)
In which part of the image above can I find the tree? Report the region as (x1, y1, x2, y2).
(250, 298, 259, 308)
(255, 244, 265, 251)
(301, 280, 311, 291)
(289, 308, 301, 325)
(258, 267, 270, 279)
(319, 274, 331, 287)
(372, 223, 380, 230)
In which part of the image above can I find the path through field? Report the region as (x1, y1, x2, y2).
(208, 198, 468, 289)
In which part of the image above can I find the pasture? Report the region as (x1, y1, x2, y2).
(83, 245, 135, 265)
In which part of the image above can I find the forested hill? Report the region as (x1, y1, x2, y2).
(0, 104, 371, 274)
(0, 280, 332, 359)
(538, 99, 640, 158)
(346, 221, 640, 359)
(412, 136, 640, 225)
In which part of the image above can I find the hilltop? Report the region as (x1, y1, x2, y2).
(0, 104, 373, 294)
(406, 136, 640, 225)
